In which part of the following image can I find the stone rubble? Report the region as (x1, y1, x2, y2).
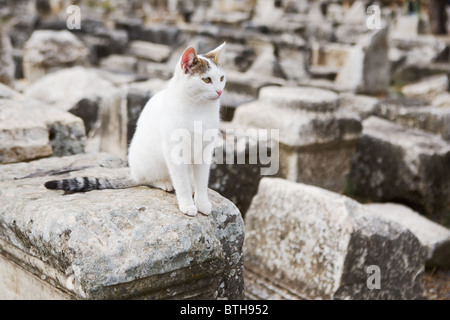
(0, 0, 449, 300)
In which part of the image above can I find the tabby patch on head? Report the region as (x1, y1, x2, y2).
(189, 56, 211, 76)
(180, 44, 225, 77)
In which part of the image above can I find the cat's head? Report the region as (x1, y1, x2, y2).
(175, 42, 226, 102)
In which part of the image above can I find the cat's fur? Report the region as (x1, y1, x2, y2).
(45, 43, 227, 216)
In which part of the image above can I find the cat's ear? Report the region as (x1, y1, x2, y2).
(180, 47, 198, 73)
(204, 42, 226, 65)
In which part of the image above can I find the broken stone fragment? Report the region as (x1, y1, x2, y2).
(244, 178, 426, 300)
(0, 84, 85, 164)
(366, 203, 450, 269)
(0, 153, 244, 299)
(349, 116, 450, 216)
(23, 30, 90, 83)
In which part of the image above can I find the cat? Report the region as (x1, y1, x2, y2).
(45, 42, 227, 217)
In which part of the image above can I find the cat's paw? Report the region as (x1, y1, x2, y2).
(196, 200, 212, 215)
(152, 180, 174, 192)
(179, 204, 198, 216)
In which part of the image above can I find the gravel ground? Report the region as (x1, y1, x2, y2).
(424, 268, 450, 300)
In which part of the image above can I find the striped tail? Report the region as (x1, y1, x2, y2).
(44, 177, 135, 192)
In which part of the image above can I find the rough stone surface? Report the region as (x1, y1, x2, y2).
(0, 153, 245, 300)
(0, 29, 15, 86)
(24, 67, 126, 158)
(232, 88, 361, 192)
(209, 123, 278, 216)
(0, 84, 85, 164)
(401, 74, 449, 102)
(349, 117, 450, 216)
(374, 99, 450, 141)
(23, 30, 90, 83)
(335, 28, 390, 95)
(339, 93, 379, 119)
(258, 86, 339, 112)
(244, 178, 426, 300)
(99, 54, 138, 73)
(366, 203, 450, 268)
(126, 40, 172, 63)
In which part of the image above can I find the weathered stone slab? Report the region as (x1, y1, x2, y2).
(339, 93, 379, 119)
(391, 35, 448, 85)
(0, 84, 85, 164)
(23, 30, 89, 83)
(0, 29, 15, 86)
(244, 178, 426, 300)
(349, 117, 450, 216)
(126, 41, 172, 63)
(232, 86, 361, 192)
(209, 123, 278, 215)
(0, 153, 245, 299)
(366, 203, 450, 269)
(24, 67, 126, 158)
(99, 54, 138, 74)
(258, 86, 339, 113)
(335, 28, 389, 95)
(374, 99, 450, 141)
(401, 74, 449, 102)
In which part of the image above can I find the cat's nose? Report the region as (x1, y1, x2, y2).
(216, 90, 223, 97)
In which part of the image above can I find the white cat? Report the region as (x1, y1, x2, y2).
(128, 43, 226, 216)
(45, 43, 227, 217)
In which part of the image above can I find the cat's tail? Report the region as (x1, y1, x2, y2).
(44, 177, 138, 192)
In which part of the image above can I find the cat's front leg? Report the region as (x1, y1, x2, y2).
(166, 161, 197, 216)
(193, 163, 212, 215)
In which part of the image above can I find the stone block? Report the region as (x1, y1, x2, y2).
(24, 67, 126, 159)
(0, 153, 245, 299)
(339, 93, 379, 119)
(126, 41, 172, 63)
(99, 54, 138, 74)
(374, 99, 450, 141)
(335, 28, 390, 95)
(0, 29, 15, 86)
(244, 178, 426, 300)
(232, 86, 361, 192)
(366, 203, 450, 268)
(23, 30, 90, 83)
(0, 84, 85, 164)
(209, 123, 277, 215)
(401, 74, 449, 102)
(349, 117, 450, 216)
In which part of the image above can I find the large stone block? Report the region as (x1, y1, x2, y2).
(401, 74, 449, 102)
(374, 98, 450, 141)
(335, 28, 390, 95)
(23, 30, 90, 83)
(244, 178, 426, 300)
(209, 123, 277, 216)
(0, 84, 85, 164)
(24, 67, 126, 158)
(366, 203, 450, 269)
(232, 86, 361, 192)
(126, 41, 172, 63)
(0, 153, 244, 299)
(349, 117, 450, 216)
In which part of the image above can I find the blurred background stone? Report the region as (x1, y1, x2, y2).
(1, 0, 449, 300)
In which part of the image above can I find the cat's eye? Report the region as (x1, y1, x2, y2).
(220, 76, 224, 82)
(202, 77, 212, 84)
